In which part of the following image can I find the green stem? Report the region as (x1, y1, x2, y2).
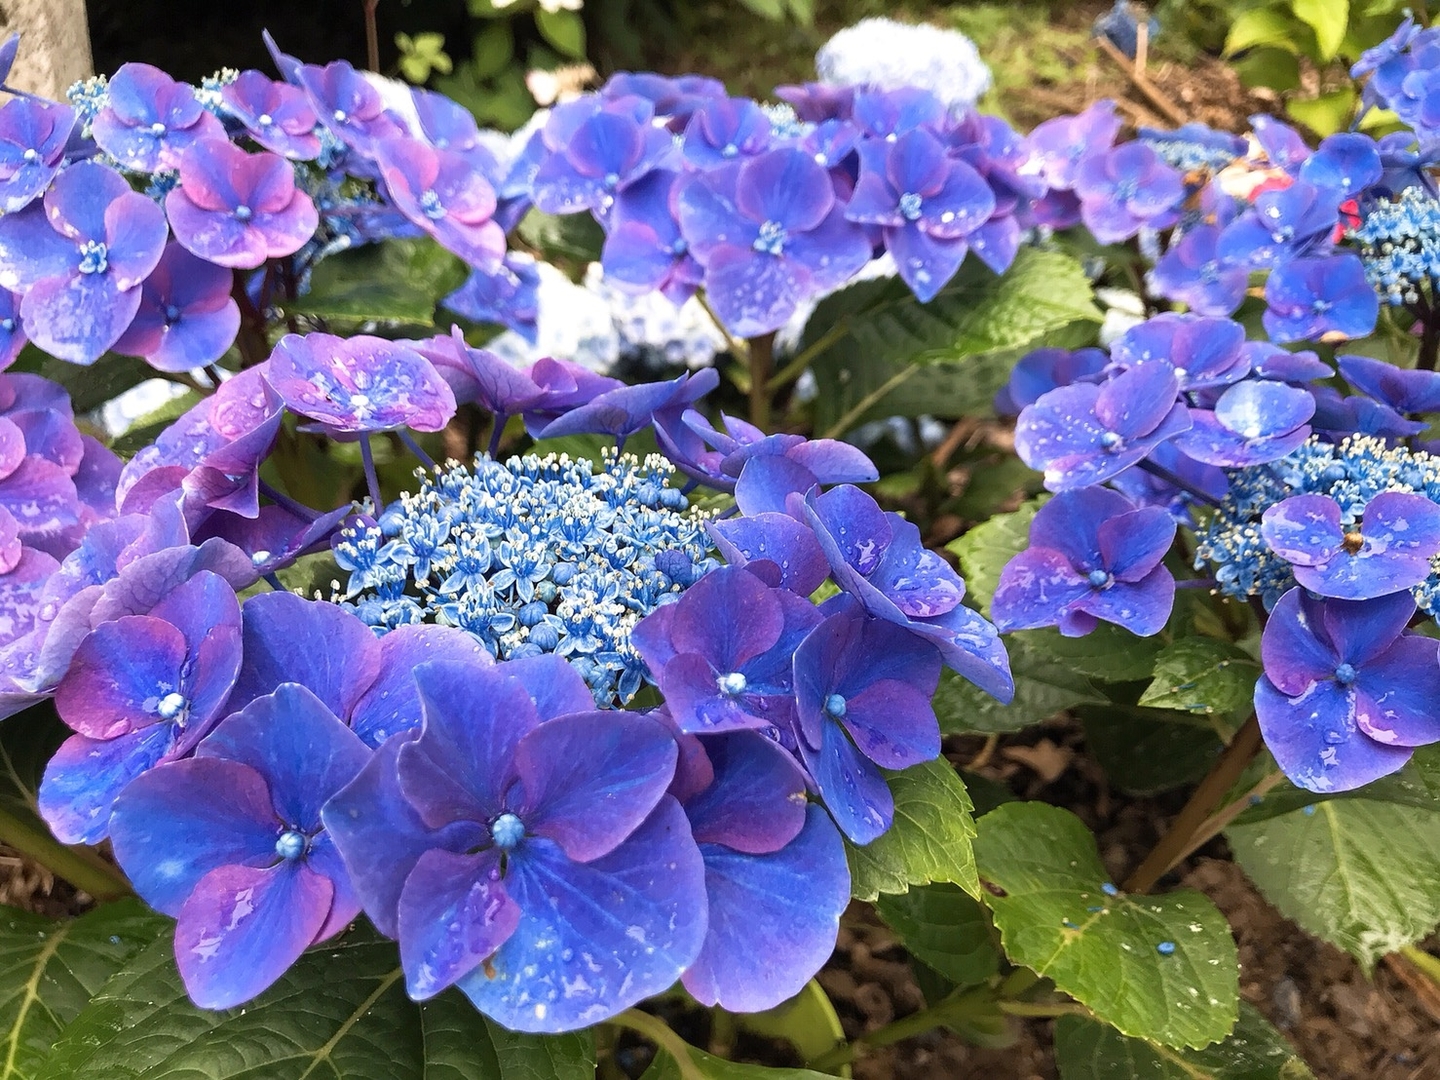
(610, 1010, 706, 1080)
(807, 985, 994, 1072)
(819, 366, 920, 441)
(0, 805, 131, 901)
(766, 322, 847, 393)
(1402, 945, 1440, 988)
(997, 1001, 1091, 1018)
(748, 332, 776, 431)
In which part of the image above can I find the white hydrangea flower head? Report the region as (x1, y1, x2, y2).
(815, 17, 992, 113)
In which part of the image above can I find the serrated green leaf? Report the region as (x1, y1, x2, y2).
(0, 901, 166, 1080)
(1227, 792, 1440, 972)
(1236, 745, 1440, 824)
(804, 249, 1100, 434)
(875, 883, 999, 987)
(1286, 87, 1357, 137)
(641, 1044, 835, 1080)
(291, 239, 467, 326)
(1224, 8, 1302, 54)
(846, 760, 979, 901)
(974, 803, 1239, 1049)
(534, 8, 587, 58)
(1291, 0, 1348, 59)
(1080, 706, 1223, 797)
(948, 498, 1041, 616)
(1139, 639, 1260, 717)
(1032, 625, 1165, 684)
(934, 634, 1104, 735)
(1054, 1003, 1315, 1079)
(37, 926, 594, 1079)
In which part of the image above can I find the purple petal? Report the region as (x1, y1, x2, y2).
(1098, 507, 1176, 581)
(683, 730, 808, 853)
(735, 149, 833, 232)
(1260, 588, 1341, 694)
(459, 798, 706, 1032)
(1073, 565, 1175, 637)
(798, 718, 893, 845)
(397, 847, 519, 1000)
(1353, 635, 1440, 747)
(888, 224, 968, 303)
(175, 861, 332, 1009)
(349, 624, 494, 747)
(667, 565, 784, 670)
(707, 513, 829, 596)
(808, 484, 892, 575)
(702, 245, 811, 339)
(733, 454, 820, 518)
(683, 806, 848, 1011)
(1255, 676, 1412, 793)
(1096, 364, 1184, 439)
(54, 615, 187, 739)
(1261, 494, 1344, 567)
(20, 273, 142, 366)
(38, 725, 176, 844)
(992, 548, 1090, 632)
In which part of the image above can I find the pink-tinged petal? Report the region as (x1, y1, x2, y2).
(397, 848, 519, 999)
(735, 149, 833, 232)
(109, 756, 279, 913)
(1255, 676, 1412, 793)
(707, 513, 829, 596)
(683, 730, 808, 853)
(43, 161, 133, 242)
(54, 614, 187, 739)
(164, 190, 270, 270)
(660, 652, 773, 734)
(840, 678, 941, 769)
(667, 564, 784, 667)
(349, 624, 494, 747)
(20, 273, 142, 366)
(517, 710, 678, 862)
(38, 724, 176, 844)
(175, 862, 333, 1010)
(683, 806, 848, 1012)
(101, 194, 168, 289)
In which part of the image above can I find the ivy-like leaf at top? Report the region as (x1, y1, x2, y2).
(1053, 1004, 1315, 1079)
(973, 802, 1239, 1050)
(35, 924, 595, 1080)
(845, 759, 980, 902)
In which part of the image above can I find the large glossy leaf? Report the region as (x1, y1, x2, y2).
(875, 883, 999, 987)
(36, 924, 594, 1079)
(641, 1045, 834, 1080)
(846, 760, 979, 901)
(0, 901, 165, 1080)
(291, 240, 468, 326)
(1080, 706, 1222, 797)
(933, 635, 1104, 735)
(1138, 639, 1261, 718)
(803, 249, 1100, 434)
(1227, 787, 1440, 972)
(974, 803, 1239, 1049)
(1053, 1004, 1315, 1079)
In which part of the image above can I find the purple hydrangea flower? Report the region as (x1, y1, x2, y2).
(792, 604, 942, 843)
(803, 484, 1013, 701)
(1298, 133, 1381, 200)
(39, 570, 243, 843)
(994, 346, 1108, 416)
(1172, 380, 1315, 467)
(1338, 354, 1440, 414)
(442, 254, 541, 342)
(0, 98, 74, 214)
(1014, 364, 1191, 491)
(1256, 589, 1440, 791)
(1262, 255, 1379, 343)
(411, 327, 545, 417)
(220, 69, 322, 160)
(113, 243, 241, 373)
(0, 161, 167, 365)
(1148, 225, 1248, 316)
(1251, 114, 1312, 172)
(845, 128, 995, 301)
(531, 96, 674, 220)
(166, 139, 319, 270)
(1108, 313, 1250, 390)
(90, 62, 226, 172)
(1072, 143, 1183, 243)
(296, 59, 404, 157)
(603, 169, 703, 305)
(850, 87, 945, 139)
(374, 137, 504, 270)
(322, 657, 708, 1031)
(109, 683, 370, 1009)
(706, 512, 829, 596)
(631, 565, 821, 735)
(993, 487, 1177, 637)
(677, 147, 871, 336)
(1217, 180, 1338, 270)
(1261, 491, 1440, 600)
(676, 730, 849, 1012)
(535, 369, 718, 443)
(1024, 100, 1121, 189)
(682, 97, 772, 169)
(0, 289, 26, 372)
(267, 332, 457, 435)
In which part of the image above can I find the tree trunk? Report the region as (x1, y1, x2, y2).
(0, 0, 93, 102)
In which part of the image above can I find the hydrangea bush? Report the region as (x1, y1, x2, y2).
(0, 11, 1437, 1078)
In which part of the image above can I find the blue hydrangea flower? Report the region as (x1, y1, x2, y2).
(1339, 354, 1440, 414)
(1148, 225, 1248, 316)
(1172, 380, 1315, 467)
(112, 243, 241, 373)
(322, 657, 708, 1032)
(603, 169, 704, 305)
(1108, 313, 1250, 391)
(220, 69, 321, 159)
(109, 683, 370, 1009)
(443, 255, 541, 342)
(993, 487, 1176, 637)
(1217, 181, 1339, 270)
(994, 347, 1108, 416)
(90, 61, 225, 172)
(682, 97, 773, 169)
(336, 449, 716, 704)
(0, 98, 74, 214)
(1072, 143, 1183, 244)
(1262, 255, 1379, 343)
(1257, 589, 1440, 792)
(531, 96, 675, 222)
(374, 136, 505, 271)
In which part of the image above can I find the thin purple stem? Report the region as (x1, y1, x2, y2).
(360, 436, 384, 510)
(398, 430, 437, 471)
(487, 413, 508, 460)
(1137, 458, 1224, 509)
(258, 480, 321, 522)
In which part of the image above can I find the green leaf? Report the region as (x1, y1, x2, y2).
(1286, 87, 1357, 137)
(804, 249, 1100, 434)
(469, 21, 515, 79)
(846, 760, 979, 901)
(1138, 639, 1261, 717)
(16, 349, 157, 415)
(947, 498, 1040, 616)
(1053, 1003, 1316, 1079)
(1224, 8, 1301, 54)
(973, 803, 1239, 1049)
(1227, 791, 1440, 972)
(291, 240, 467, 325)
(534, 8, 587, 58)
(736, 980, 845, 1064)
(1291, 0, 1349, 59)
(37, 926, 594, 1079)
(641, 1044, 835, 1080)
(875, 883, 1000, 987)
(1233, 46, 1303, 92)
(1080, 706, 1223, 797)
(934, 634, 1104, 735)
(516, 208, 607, 266)
(0, 901, 166, 1080)
(1031, 626, 1165, 684)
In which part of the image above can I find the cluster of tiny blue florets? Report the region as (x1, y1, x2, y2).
(1350, 188, 1440, 305)
(1196, 435, 1440, 611)
(64, 75, 108, 135)
(1139, 134, 1239, 175)
(334, 449, 717, 705)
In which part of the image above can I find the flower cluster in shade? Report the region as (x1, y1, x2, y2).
(335, 449, 716, 705)
(997, 309, 1440, 796)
